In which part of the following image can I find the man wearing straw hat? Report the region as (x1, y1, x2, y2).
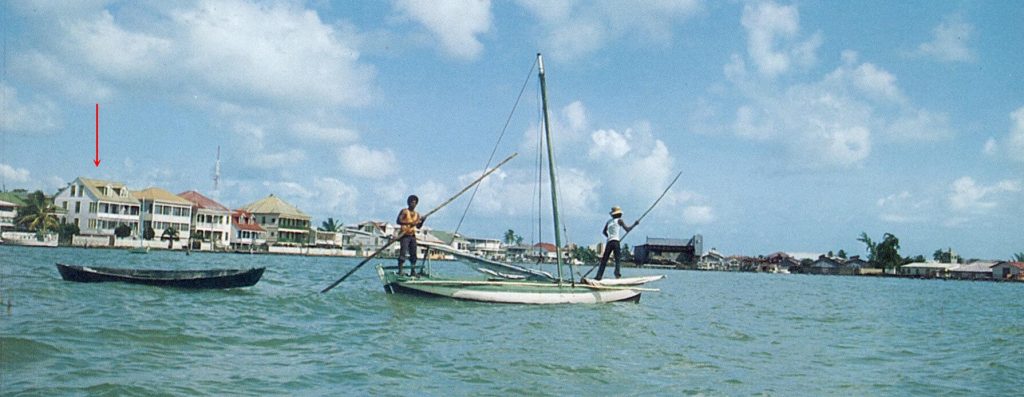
(595, 206, 638, 280)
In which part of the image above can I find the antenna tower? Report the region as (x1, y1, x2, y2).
(213, 146, 221, 191)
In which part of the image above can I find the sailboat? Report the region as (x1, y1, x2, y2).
(375, 54, 658, 304)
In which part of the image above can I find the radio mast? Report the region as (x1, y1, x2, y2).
(213, 146, 221, 191)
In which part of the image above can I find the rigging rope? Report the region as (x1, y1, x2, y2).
(451, 59, 537, 241)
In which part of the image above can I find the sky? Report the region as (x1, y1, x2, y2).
(2, 0, 1022, 260)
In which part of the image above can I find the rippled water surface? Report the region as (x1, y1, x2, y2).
(2, 246, 1022, 396)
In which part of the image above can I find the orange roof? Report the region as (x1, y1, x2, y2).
(178, 190, 229, 212)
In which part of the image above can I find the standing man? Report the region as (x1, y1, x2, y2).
(595, 206, 638, 280)
(396, 195, 426, 276)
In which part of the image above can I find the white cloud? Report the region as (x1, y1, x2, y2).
(983, 137, 998, 156)
(683, 205, 715, 225)
(948, 176, 1021, 214)
(1008, 106, 1024, 162)
(395, 0, 492, 60)
(173, 0, 376, 107)
(338, 145, 398, 179)
(517, 0, 700, 61)
(740, 1, 821, 77)
(0, 164, 32, 183)
(877, 190, 931, 223)
(11, 51, 114, 102)
(725, 12, 953, 169)
(885, 109, 952, 141)
(848, 62, 904, 103)
(312, 177, 360, 218)
(0, 83, 60, 133)
(588, 129, 632, 159)
(64, 10, 173, 79)
(917, 14, 974, 62)
(291, 122, 359, 143)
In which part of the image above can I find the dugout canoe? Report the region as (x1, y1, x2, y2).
(56, 263, 264, 289)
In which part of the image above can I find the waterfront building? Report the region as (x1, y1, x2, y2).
(807, 256, 843, 275)
(633, 235, 703, 267)
(991, 262, 1024, 281)
(533, 242, 558, 262)
(899, 261, 955, 278)
(240, 194, 310, 246)
(0, 192, 26, 231)
(54, 177, 140, 236)
(947, 261, 995, 280)
(466, 237, 504, 260)
(133, 187, 192, 244)
(230, 209, 266, 250)
(697, 249, 726, 270)
(179, 190, 231, 251)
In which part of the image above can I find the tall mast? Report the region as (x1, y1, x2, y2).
(213, 146, 221, 191)
(537, 53, 569, 284)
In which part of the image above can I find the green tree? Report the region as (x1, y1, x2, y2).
(58, 223, 79, 246)
(143, 226, 155, 240)
(621, 243, 634, 262)
(114, 224, 132, 238)
(857, 232, 877, 263)
(15, 190, 59, 237)
(161, 227, 179, 249)
(837, 249, 847, 259)
(504, 229, 515, 245)
(1012, 252, 1024, 262)
(875, 233, 902, 272)
(319, 218, 341, 232)
(933, 249, 955, 263)
(571, 245, 599, 264)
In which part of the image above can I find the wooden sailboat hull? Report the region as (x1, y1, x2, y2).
(377, 265, 642, 304)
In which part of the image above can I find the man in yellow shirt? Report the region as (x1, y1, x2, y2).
(396, 195, 426, 276)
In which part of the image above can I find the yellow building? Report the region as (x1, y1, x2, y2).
(241, 194, 310, 246)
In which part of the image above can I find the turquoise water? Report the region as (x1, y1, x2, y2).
(2, 245, 1022, 396)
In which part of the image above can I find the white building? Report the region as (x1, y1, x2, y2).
(230, 209, 267, 250)
(54, 177, 140, 236)
(467, 237, 504, 260)
(0, 199, 20, 231)
(133, 187, 192, 244)
(179, 190, 231, 251)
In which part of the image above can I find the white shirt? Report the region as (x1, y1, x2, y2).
(605, 218, 622, 242)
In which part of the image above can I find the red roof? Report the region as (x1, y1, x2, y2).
(231, 209, 265, 232)
(534, 242, 557, 253)
(1001, 262, 1024, 270)
(178, 190, 229, 212)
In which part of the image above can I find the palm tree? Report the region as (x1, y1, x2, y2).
(15, 190, 59, 239)
(319, 218, 341, 232)
(1013, 252, 1024, 262)
(161, 227, 180, 249)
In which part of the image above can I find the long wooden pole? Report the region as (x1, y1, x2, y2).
(581, 171, 682, 279)
(537, 53, 569, 285)
(320, 152, 518, 293)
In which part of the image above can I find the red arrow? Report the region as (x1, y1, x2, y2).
(94, 103, 101, 167)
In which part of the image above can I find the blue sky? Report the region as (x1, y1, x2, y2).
(2, 0, 1022, 259)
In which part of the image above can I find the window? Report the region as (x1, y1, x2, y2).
(71, 185, 76, 196)
(75, 202, 81, 213)
(89, 202, 97, 213)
